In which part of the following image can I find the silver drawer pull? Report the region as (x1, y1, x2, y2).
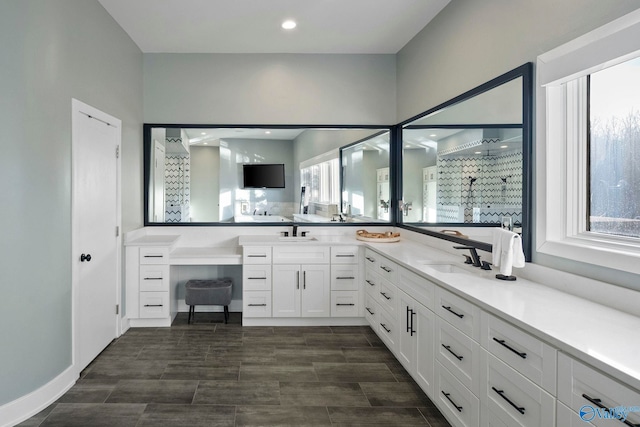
(248, 303, 267, 307)
(143, 277, 163, 280)
(247, 254, 267, 257)
(380, 323, 391, 333)
(492, 387, 525, 415)
(336, 303, 355, 306)
(493, 337, 527, 359)
(335, 254, 355, 257)
(248, 277, 267, 280)
(380, 265, 392, 273)
(336, 276, 355, 280)
(442, 391, 463, 412)
(442, 344, 463, 361)
(143, 304, 163, 307)
(365, 279, 375, 286)
(441, 305, 464, 318)
(366, 307, 374, 315)
(582, 394, 638, 427)
(380, 292, 391, 300)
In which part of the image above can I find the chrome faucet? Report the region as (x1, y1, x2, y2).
(292, 224, 298, 237)
(454, 246, 482, 267)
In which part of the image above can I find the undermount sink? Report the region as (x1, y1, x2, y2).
(278, 236, 317, 242)
(421, 263, 471, 275)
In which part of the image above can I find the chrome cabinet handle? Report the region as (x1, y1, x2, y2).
(492, 387, 525, 415)
(493, 337, 527, 359)
(442, 344, 463, 361)
(441, 305, 464, 318)
(441, 391, 463, 412)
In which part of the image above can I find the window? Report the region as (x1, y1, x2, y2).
(537, 8, 640, 274)
(588, 58, 640, 238)
(300, 158, 340, 205)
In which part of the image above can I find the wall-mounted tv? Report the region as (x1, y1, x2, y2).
(242, 163, 285, 188)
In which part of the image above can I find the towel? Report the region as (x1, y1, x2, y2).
(492, 228, 525, 276)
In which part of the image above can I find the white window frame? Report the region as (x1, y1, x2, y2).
(537, 8, 640, 274)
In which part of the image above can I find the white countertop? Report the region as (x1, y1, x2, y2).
(124, 235, 181, 246)
(367, 239, 640, 393)
(238, 234, 361, 246)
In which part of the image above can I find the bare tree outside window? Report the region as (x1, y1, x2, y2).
(589, 57, 640, 238)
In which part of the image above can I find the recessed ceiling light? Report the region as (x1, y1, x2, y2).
(282, 20, 297, 30)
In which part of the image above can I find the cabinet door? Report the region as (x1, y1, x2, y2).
(272, 264, 301, 317)
(397, 290, 416, 373)
(301, 264, 330, 317)
(414, 302, 436, 398)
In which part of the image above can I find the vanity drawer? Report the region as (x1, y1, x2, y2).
(243, 246, 272, 264)
(436, 361, 480, 427)
(557, 401, 594, 426)
(557, 352, 640, 427)
(364, 248, 380, 270)
(330, 246, 359, 264)
(397, 266, 435, 311)
(242, 265, 272, 291)
(139, 246, 170, 264)
(377, 255, 397, 283)
(242, 291, 272, 317)
(377, 279, 398, 318)
(139, 265, 170, 292)
(331, 291, 360, 317)
(377, 308, 398, 351)
(364, 269, 381, 296)
(482, 351, 555, 427)
(364, 293, 379, 327)
(331, 265, 359, 290)
(139, 292, 169, 318)
(436, 317, 481, 395)
(436, 287, 481, 342)
(481, 312, 556, 394)
(272, 246, 329, 264)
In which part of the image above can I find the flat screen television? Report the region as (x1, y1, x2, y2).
(242, 163, 285, 188)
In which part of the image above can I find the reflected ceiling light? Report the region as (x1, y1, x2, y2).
(430, 134, 437, 137)
(201, 132, 206, 135)
(203, 142, 208, 145)
(282, 20, 297, 30)
(500, 145, 508, 148)
(475, 151, 482, 154)
(265, 131, 271, 134)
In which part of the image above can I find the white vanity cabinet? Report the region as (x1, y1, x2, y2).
(242, 246, 273, 318)
(330, 246, 361, 317)
(125, 245, 173, 327)
(272, 246, 331, 317)
(557, 352, 640, 427)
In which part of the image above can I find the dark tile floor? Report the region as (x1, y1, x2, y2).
(19, 312, 452, 426)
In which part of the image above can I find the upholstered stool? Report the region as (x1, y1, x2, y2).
(185, 279, 233, 324)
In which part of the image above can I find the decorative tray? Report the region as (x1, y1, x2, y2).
(355, 230, 401, 243)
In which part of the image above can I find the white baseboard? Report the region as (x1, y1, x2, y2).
(0, 365, 77, 427)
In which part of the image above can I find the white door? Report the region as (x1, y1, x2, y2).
(397, 290, 416, 372)
(300, 264, 330, 317)
(415, 302, 436, 396)
(72, 99, 120, 372)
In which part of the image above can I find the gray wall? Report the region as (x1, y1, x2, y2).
(397, 0, 640, 289)
(143, 53, 396, 125)
(0, 0, 142, 407)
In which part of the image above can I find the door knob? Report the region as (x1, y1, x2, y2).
(80, 253, 92, 262)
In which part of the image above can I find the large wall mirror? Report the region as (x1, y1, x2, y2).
(399, 63, 533, 258)
(143, 126, 391, 225)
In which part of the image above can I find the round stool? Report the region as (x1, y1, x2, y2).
(185, 279, 233, 324)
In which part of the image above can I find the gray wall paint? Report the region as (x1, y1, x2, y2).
(0, 0, 142, 406)
(143, 53, 396, 125)
(397, 0, 640, 290)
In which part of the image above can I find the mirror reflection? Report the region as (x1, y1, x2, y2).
(401, 75, 524, 230)
(145, 127, 390, 224)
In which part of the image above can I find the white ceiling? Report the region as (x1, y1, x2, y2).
(98, 0, 450, 54)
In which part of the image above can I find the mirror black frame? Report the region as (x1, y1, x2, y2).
(143, 124, 394, 227)
(395, 63, 533, 260)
